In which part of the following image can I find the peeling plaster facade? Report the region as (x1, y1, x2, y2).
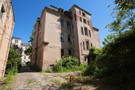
(32, 4, 101, 71)
(0, 0, 15, 78)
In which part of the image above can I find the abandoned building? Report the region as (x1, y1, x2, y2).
(0, 0, 15, 78)
(11, 37, 31, 64)
(32, 4, 101, 71)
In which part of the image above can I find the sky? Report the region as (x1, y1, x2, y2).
(12, 0, 115, 47)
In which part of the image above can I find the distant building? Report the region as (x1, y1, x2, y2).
(11, 37, 31, 64)
(0, 0, 15, 78)
(32, 4, 101, 71)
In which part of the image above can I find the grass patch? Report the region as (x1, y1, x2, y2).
(45, 69, 54, 73)
(50, 78, 61, 85)
(28, 80, 37, 83)
(60, 82, 75, 90)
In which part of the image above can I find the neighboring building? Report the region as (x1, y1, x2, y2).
(0, 0, 15, 78)
(32, 4, 101, 71)
(11, 37, 31, 64)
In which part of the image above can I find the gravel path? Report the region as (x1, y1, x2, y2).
(11, 65, 80, 90)
(10, 65, 116, 90)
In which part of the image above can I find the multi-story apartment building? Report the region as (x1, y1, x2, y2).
(32, 4, 101, 71)
(0, 0, 15, 78)
(11, 37, 31, 64)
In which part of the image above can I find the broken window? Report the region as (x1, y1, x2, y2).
(68, 35, 70, 42)
(67, 22, 71, 29)
(83, 42, 85, 50)
(87, 20, 89, 25)
(49, 64, 54, 70)
(0, 4, 6, 22)
(83, 18, 86, 24)
(84, 27, 88, 36)
(91, 43, 93, 47)
(81, 27, 83, 35)
(80, 17, 82, 22)
(68, 49, 71, 55)
(61, 49, 64, 57)
(82, 12, 85, 17)
(89, 30, 91, 37)
(86, 41, 89, 50)
(79, 11, 81, 15)
(60, 19, 64, 27)
(61, 34, 64, 42)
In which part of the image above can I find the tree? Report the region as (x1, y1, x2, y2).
(24, 30, 34, 60)
(6, 49, 22, 74)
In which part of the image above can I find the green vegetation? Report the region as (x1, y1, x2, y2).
(5, 49, 22, 74)
(84, 0, 135, 89)
(50, 79, 61, 85)
(24, 29, 35, 60)
(54, 56, 88, 72)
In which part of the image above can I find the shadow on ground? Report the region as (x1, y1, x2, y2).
(19, 65, 37, 73)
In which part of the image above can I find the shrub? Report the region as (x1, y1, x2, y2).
(5, 49, 22, 74)
(54, 56, 87, 72)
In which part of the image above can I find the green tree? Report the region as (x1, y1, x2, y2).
(6, 49, 22, 74)
(24, 29, 35, 60)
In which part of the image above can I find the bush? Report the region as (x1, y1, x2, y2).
(54, 56, 87, 72)
(84, 30, 135, 89)
(5, 49, 22, 74)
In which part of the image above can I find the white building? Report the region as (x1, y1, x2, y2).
(11, 37, 31, 63)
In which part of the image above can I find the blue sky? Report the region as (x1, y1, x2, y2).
(12, 0, 115, 47)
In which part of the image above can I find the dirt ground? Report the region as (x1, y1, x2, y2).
(0, 65, 117, 90)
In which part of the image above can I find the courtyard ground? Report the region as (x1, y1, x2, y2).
(0, 65, 118, 90)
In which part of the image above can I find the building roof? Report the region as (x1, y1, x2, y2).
(12, 36, 22, 40)
(93, 27, 99, 31)
(70, 4, 92, 16)
(21, 43, 31, 46)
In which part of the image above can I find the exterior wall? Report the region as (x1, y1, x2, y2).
(21, 45, 31, 63)
(11, 37, 31, 63)
(32, 5, 101, 71)
(43, 8, 72, 70)
(11, 38, 22, 47)
(0, 0, 15, 78)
